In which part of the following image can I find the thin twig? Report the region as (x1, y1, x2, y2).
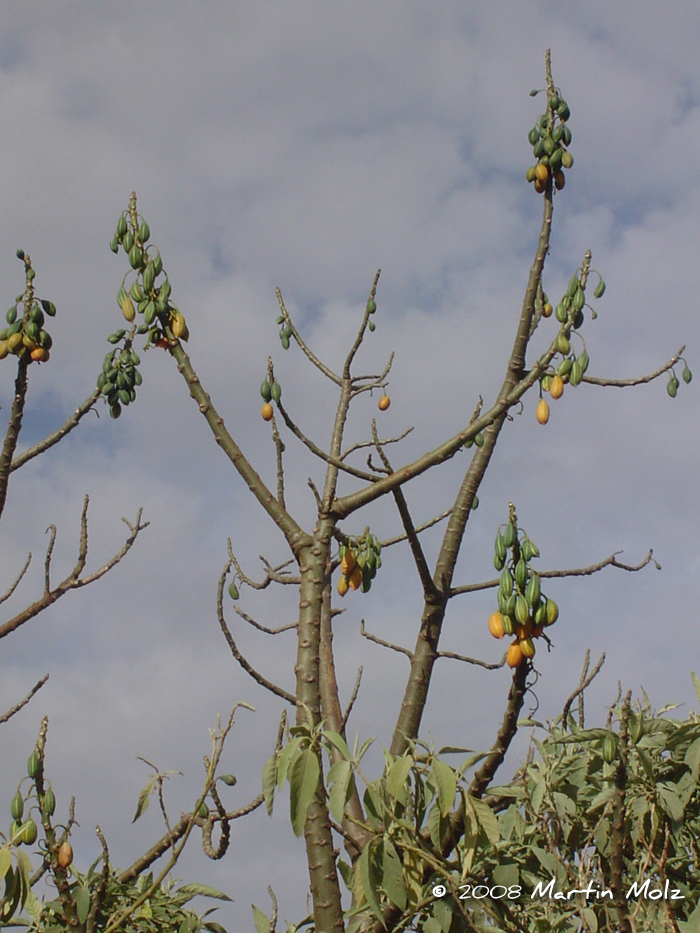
(11, 387, 103, 472)
(343, 270, 381, 378)
(86, 827, 110, 933)
(561, 651, 606, 729)
(437, 649, 506, 671)
(0, 551, 32, 606)
(276, 287, 341, 385)
(267, 886, 278, 933)
(233, 603, 297, 635)
(0, 673, 49, 724)
(341, 426, 414, 461)
(360, 619, 413, 660)
(582, 346, 684, 387)
(380, 508, 452, 548)
(341, 667, 363, 731)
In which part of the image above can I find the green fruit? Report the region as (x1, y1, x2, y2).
(40, 300, 57, 317)
(561, 150, 573, 169)
(515, 595, 529, 626)
(543, 136, 555, 156)
(6, 307, 17, 325)
(271, 382, 282, 402)
(9, 820, 22, 844)
(138, 221, 150, 243)
(533, 138, 545, 159)
(515, 559, 528, 590)
(506, 593, 517, 616)
(497, 590, 508, 614)
(474, 432, 485, 448)
(130, 281, 144, 302)
(43, 788, 56, 817)
(556, 333, 570, 355)
(558, 104, 571, 122)
(548, 95, 560, 110)
(534, 601, 547, 627)
(525, 572, 541, 608)
(128, 244, 142, 269)
(602, 733, 617, 764)
(557, 358, 573, 378)
(153, 253, 163, 276)
(499, 568, 513, 601)
(123, 230, 134, 253)
(494, 533, 507, 562)
(494, 551, 506, 571)
(110, 403, 122, 419)
(24, 321, 39, 341)
(545, 598, 559, 626)
(578, 350, 589, 373)
(260, 380, 272, 402)
(528, 127, 539, 146)
(572, 309, 584, 330)
(503, 521, 516, 548)
(567, 275, 579, 299)
(228, 582, 239, 600)
(117, 215, 128, 237)
(143, 262, 156, 293)
(521, 537, 533, 562)
(110, 236, 119, 253)
(573, 287, 585, 312)
(471, 495, 479, 510)
(555, 302, 568, 324)
(501, 614, 514, 636)
(682, 366, 692, 384)
(198, 802, 209, 819)
(10, 792, 24, 822)
(118, 388, 130, 405)
(549, 148, 563, 172)
(367, 299, 377, 314)
(143, 301, 156, 326)
(570, 359, 583, 386)
(21, 819, 37, 845)
(561, 125, 572, 146)
(27, 751, 40, 779)
(667, 376, 678, 398)
(526, 165, 537, 183)
(368, 320, 376, 332)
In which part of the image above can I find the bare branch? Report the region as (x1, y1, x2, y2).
(360, 619, 413, 660)
(0, 361, 29, 521)
(276, 287, 341, 385)
(227, 541, 300, 590)
(341, 666, 363, 731)
(582, 346, 684, 387)
(0, 673, 49, 724)
(437, 649, 506, 671)
(267, 886, 279, 933)
(266, 358, 287, 508)
(450, 548, 659, 597)
(86, 826, 111, 933)
(275, 398, 380, 483)
(44, 525, 56, 595)
(561, 651, 606, 728)
(380, 508, 452, 548)
(348, 351, 395, 399)
(341, 426, 413, 462)
(0, 551, 32, 606)
(11, 387, 102, 473)
(0, 500, 149, 642)
(217, 562, 296, 705)
(343, 270, 381, 378)
(233, 603, 297, 635)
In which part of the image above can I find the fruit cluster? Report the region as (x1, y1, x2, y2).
(489, 517, 558, 667)
(97, 333, 143, 419)
(526, 91, 573, 193)
(111, 194, 188, 351)
(337, 531, 382, 596)
(667, 361, 692, 397)
(260, 378, 282, 421)
(0, 252, 55, 365)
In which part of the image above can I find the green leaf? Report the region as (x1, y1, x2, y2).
(177, 884, 233, 902)
(431, 759, 457, 818)
(470, 796, 500, 845)
(289, 748, 320, 837)
(262, 754, 277, 816)
(132, 776, 156, 822)
(492, 862, 519, 888)
(322, 731, 352, 761)
(0, 847, 11, 883)
(357, 736, 375, 761)
(381, 838, 406, 910)
(252, 905, 270, 933)
(357, 841, 383, 924)
(23, 888, 42, 923)
(657, 782, 684, 822)
(433, 896, 453, 933)
(74, 884, 90, 924)
(686, 737, 700, 781)
(328, 760, 353, 823)
(582, 907, 598, 932)
(277, 736, 303, 789)
(386, 756, 413, 804)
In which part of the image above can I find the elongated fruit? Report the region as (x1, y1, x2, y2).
(57, 841, 73, 868)
(488, 612, 505, 639)
(536, 398, 550, 425)
(261, 403, 273, 421)
(506, 641, 523, 668)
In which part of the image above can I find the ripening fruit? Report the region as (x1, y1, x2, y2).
(506, 642, 523, 668)
(171, 312, 186, 339)
(57, 841, 73, 868)
(534, 177, 546, 194)
(550, 375, 564, 399)
(30, 347, 48, 362)
(337, 576, 349, 597)
(121, 296, 136, 323)
(542, 302, 553, 318)
(520, 636, 536, 659)
(261, 403, 273, 421)
(536, 398, 550, 425)
(378, 395, 391, 411)
(554, 171, 566, 190)
(488, 612, 505, 639)
(348, 567, 363, 591)
(340, 550, 356, 577)
(534, 163, 549, 183)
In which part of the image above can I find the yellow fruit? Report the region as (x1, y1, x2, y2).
(534, 177, 546, 194)
(488, 612, 505, 639)
(57, 842, 73, 868)
(340, 550, 356, 577)
(337, 576, 349, 597)
(550, 375, 564, 399)
(534, 163, 549, 182)
(348, 567, 363, 591)
(30, 347, 47, 362)
(378, 395, 391, 411)
(261, 403, 273, 421)
(536, 398, 550, 425)
(171, 312, 186, 339)
(8, 332, 22, 352)
(554, 171, 566, 190)
(542, 302, 553, 318)
(517, 623, 532, 641)
(121, 296, 136, 323)
(0, 340, 8, 359)
(520, 636, 536, 659)
(506, 642, 523, 668)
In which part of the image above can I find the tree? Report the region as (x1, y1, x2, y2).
(3, 49, 697, 933)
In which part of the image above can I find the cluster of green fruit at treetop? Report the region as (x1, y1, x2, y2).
(526, 90, 573, 192)
(0, 251, 55, 365)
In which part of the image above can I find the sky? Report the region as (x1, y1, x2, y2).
(1, 2, 700, 929)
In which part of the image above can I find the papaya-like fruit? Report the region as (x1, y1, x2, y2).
(27, 751, 40, 779)
(542, 302, 553, 318)
(43, 787, 56, 817)
(348, 567, 363, 591)
(488, 612, 505, 639)
(506, 641, 523, 668)
(11, 792, 24, 822)
(534, 163, 549, 183)
(340, 550, 356, 577)
(514, 595, 529, 626)
(515, 559, 528, 590)
(550, 375, 564, 399)
(337, 576, 349, 597)
(536, 398, 550, 424)
(261, 403, 274, 421)
(519, 636, 535, 659)
(554, 171, 566, 190)
(602, 733, 617, 764)
(57, 841, 73, 868)
(545, 598, 559, 626)
(378, 395, 391, 411)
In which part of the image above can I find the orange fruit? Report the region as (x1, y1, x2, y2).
(534, 177, 546, 194)
(536, 398, 549, 425)
(337, 576, 349, 597)
(554, 171, 566, 190)
(488, 612, 505, 639)
(261, 403, 274, 421)
(534, 163, 549, 183)
(378, 395, 391, 411)
(57, 841, 73, 868)
(550, 375, 564, 399)
(340, 550, 356, 577)
(506, 642, 523, 668)
(348, 567, 363, 590)
(542, 302, 553, 318)
(30, 347, 48, 362)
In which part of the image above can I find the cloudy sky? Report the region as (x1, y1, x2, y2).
(1, 3, 700, 928)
